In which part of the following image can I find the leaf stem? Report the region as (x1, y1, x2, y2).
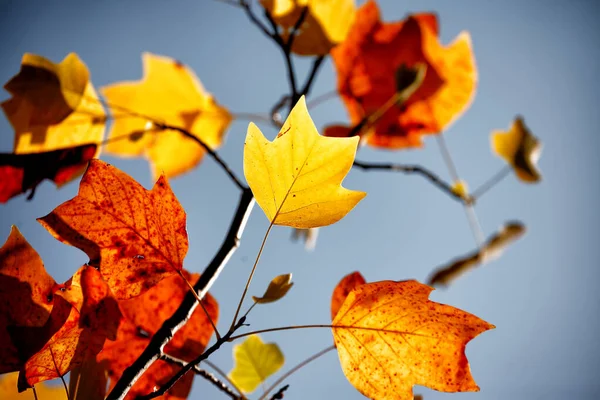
(258, 344, 335, 400)
(230, 221, 274, 330)
(471, 165, 512, 200)
(177, 270, 221, 340)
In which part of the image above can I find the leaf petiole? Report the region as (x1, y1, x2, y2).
(178, 271, 222, 340)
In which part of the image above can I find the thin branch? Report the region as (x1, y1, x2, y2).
(239, 0, 276, 40)
(204, 359, 246, 399)
(106, 189, 255, 400)
(161, 354, 242, 400)
(300, 56, 326, 97)
(353, 160, 466, 203)
(471, 165, 511, 200)
(268, 384, 289, 400)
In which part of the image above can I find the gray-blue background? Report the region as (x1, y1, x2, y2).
(1, 0, 598, 399)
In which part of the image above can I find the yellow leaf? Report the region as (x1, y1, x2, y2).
(261, 0, 356, 56)
(228, 335, 284, 394)
(491, 116, 542, 183)
(0, 372, 67, 400)
(2, 53, 105, 157)
(244, 96, 366, 228)
(332, 280, 494, 400)
(101, 53, 232, 179)
(451, 180, 469, 200)
(252, 273, 294, 304)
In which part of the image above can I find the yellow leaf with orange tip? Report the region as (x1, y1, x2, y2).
(38, 159, 188, 299)
(261, 0, 356, 56)
(332, 280, 494, 400)
(101, 53, 232, 179)
(0, 372, 67, 400)
(244, 96, 366, 228)
(2, 53, 105, 157)
(491, 117, 542, 183)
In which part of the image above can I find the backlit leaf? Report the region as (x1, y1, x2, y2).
(330, 271, 365, 320)
(228, 334, 284, 394)
(332, 280, 494, 400)
(244, 96, 366, 228)
(38, 159, 188, 299)
(491, 117, 542, 183)
(329, 1, 476, 149)
(99, 271, 218, 399)
(68, 356, 108, 400)
(261, 0, 356, 56)
(0, 143, 97, 203)
(101, 53, 232, 179)
(252, 273, 294, 304)
(2, 53, 105, 156)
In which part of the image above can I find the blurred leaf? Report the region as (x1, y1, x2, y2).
(228, 335, 284, 394)
(291, 228, 319, 251)
(252, 273, 294, 304)
(68, 357, 108, 400)
(0, 372, 67, 400)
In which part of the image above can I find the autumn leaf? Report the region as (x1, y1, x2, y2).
(38, 159, 188, 299)
(99, 271, 218, 399)
(291, 227, 319, 250)
(228, 334, 284, 394)
(332, 280, 494, 400)
(68, 356, 108, 400)
(261, 0, 356, 56)
(0, 372, 67, 400)
(0, 226, 58, 374)
(252, 273, 294, 304)
(428, 221, 526, 287)
(330, 271, 365, 321)
(0, 143, 97, 203)
(244, 96, 366, 228)
(14, 266, 120, 390)
(2, 53, 105, 156)
(491, 117, 542, 183)
(101, 52, 232, 179)
(328, 0, 476, 149)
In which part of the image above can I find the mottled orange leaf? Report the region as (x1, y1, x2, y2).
(101, 53, 232, 179)
(0, 143, 97, 203)
(261, 0, 356, 56)
(38, 159, 188, 299)
(332, 280, 494, 400)
(0, 226, 58, 374)
(328, 0, 476, 149)
(99, 271, 218, 399)
(15, 266, 120, 390)
(1, 53, 105, 156)
(330, 271, 365, 320)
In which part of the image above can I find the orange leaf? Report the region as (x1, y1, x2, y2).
(101, 53, 232, 179)
(38, 159, 188, 299)
(332, 280, 493, 399)
(0, 144, 97, 203)
(0, 226, 58, 374)
(330, 271, 365, 320)
(99, 271, 218, 399)
(13, 266, 120, 390)
(329, 0, 476, 149)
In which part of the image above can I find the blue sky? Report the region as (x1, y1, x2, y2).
(1, 0, 599, 399)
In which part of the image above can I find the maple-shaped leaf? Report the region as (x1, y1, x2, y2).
(0, 226, 58, 374)
(101, 52, 232, 179)
(2, 53, 105, 156)
(491, 117, 542, 183)
(99, 271, 218, 399)
(252, 273, 294, 304)
(228, 334, 284, 394)
(332, 280, 494, 400)
(330, 271, 365, 321)
(261, 0, 356, 56)
(38, 159, 188, 299)
(13, 266, 120, 390)
(244, 96, 366, 228)
(0, 372, 67, 400)
(0, 143, 97, 203)
(328, 0, 476, 149)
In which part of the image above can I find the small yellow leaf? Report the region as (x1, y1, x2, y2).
(262, 0, 356, 56)
(0, 372, 67, 400)
(101, 53, 232, 179)
(228, 335, 284, 394)
(491, 117, 542, 183)
(244, 96, 366, 228)
(451, 180, 469, 200)
(252, 273, 294, 304)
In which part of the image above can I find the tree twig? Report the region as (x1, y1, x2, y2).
(353, 160, 466, 203)
(268, 384, 289, 400)
(300, 56, 325, 97)
(161, 354, 242, 400)
(106, 189, 255, 400)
